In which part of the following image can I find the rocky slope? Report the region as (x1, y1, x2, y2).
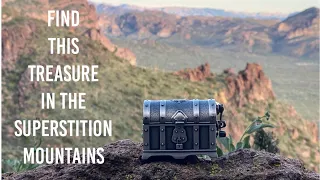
(271, 7, 319, 58)
(3, 140, 320, 180)
(2, 19, 36, 71)
(2, 0, 136, 65)
(97, 5, 319, 59)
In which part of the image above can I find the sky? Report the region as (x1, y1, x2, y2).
(90, 0, 319, 13)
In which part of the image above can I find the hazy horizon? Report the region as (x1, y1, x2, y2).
(89, 0, 319, 13)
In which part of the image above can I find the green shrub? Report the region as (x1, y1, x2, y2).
(2, 138, 42, 173)
(253, 129, 279, 154)
(217, 111, 275, 156)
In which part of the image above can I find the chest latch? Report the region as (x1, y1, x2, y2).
(172, 121, 187, 149)
(171, 110, 188, 150)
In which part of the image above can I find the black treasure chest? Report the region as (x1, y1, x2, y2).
(142, 99, 226, 160)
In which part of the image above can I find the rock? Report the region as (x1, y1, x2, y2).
(174, 63, 212, 82)
(1, 0, 10, 6)
(116, 13, 139, 35)
(115, 47, 137, 66)
(3, 139, 319, 180)
(84, 28, 116, 52)
(223, 68, 235, 75)
(175, 63, 274, 108)
(184, 33, 191, 40)
(157, 27, 174, 38)
(2, 20, 36, 71)
(224, 63, 275, 107)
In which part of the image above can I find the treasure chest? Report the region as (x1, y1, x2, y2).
(142, 99, 226, 160)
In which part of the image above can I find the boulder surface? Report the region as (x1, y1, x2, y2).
(3, 139, 319, 180)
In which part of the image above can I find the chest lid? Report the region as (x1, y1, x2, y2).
(143, 99, 218, 124)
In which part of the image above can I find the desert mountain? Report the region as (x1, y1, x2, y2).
(271, 7, 319, 58)
(97, 5, 319, 59)
(95, 3, 290, 19)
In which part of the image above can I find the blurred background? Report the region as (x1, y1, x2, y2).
(1, 0, 319, 172)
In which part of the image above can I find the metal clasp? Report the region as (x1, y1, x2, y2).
(172, 121, 187, 150)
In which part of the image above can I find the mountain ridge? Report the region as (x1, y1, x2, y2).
(97, 6, 319, 59)
(94, 3, 292, 20)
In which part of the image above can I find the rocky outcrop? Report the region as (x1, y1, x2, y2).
(224, 63, 275, 107)
(108, 11, 178, 38)
(3, 140, 319, 180)
(53, 0, 136, 65)
(174, 63, 275, 107)
(174, 63, 212, 82)
(2, 20, 36, 71)
(83, 26, 136, 65)
(84, 28, 116, 52)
